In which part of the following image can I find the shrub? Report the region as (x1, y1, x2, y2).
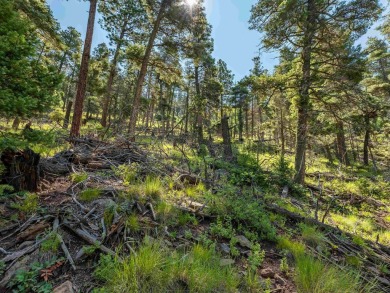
(11, 193, 38, 214)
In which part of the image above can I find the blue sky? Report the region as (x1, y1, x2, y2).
(47, 0, 388, 81)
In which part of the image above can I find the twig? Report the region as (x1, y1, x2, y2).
(58, 232, 76, 271)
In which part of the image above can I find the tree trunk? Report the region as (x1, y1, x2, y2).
(245, 106, 249, 140)
(70, 0, 98, 137)
(194, 65, 204, 143)
(336, 120, 350, 166)
(12, 117, 20, 130)
(280, 107, 285, 155)
(293, 0, 316, 184)
(222, 116, 234, 162)
(101, 18, 128, 127)
(363, 115, 370, 166)
(1, 149, 40, 192)
(63, 100, 73, 129)
(185, 86, 190, 134)
(251, 95, 255, 140)
(238, 106, 243, 142)
(128, 0, 170, 137)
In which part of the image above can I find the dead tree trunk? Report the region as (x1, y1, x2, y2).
(1, 149, 40, 192)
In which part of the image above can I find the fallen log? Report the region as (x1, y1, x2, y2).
(266, 204, 390, 257)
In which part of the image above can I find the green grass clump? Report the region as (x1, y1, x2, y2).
(79, 188, 101, 202)
(94, 240, 240, 293)
(144, 176, 163, 199)
(299, 223, 326, 247)
(71, 172, 88, 183)
(294, 255, 370, 293)
(125, 214, 140, 232)
(41, 232, 61, 253)
(277, 236, 306, 258)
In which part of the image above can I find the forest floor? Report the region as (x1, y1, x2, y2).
(0, 124, 390, 293)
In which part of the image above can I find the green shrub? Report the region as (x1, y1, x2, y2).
(8, 258, 60, 293)
(41, 232, 61, 253)
(11, 193, 38, 214)
(247, 243, 265, 271)
(113, 164, 138, 186)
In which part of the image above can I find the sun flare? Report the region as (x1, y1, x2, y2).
(186, 0, 197, 7)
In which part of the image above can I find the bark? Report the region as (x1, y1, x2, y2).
(184, 86, 190, 134)
(101, 18, 128, 127)
(63, 100, 73, 129)
(12, 117, 20, 130)
(1, 149, 40, 192)
(194, 65, 204, 143)
(222, 116, 234, 162)
(280, 108, 285, 155)
(294, 0, 316, 184)
(70, 0, 98, 137)
(363, 115, 370, 166)
(245, 106, 249, 140)
(336, 120, 350, 166)
(128, 0, 171, 137)
(238, 106, 243, 142)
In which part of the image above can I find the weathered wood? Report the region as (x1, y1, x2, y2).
(63, 223, 116, 257)
(1, 148, 40, 192)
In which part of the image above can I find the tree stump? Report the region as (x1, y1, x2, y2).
(0, 148, 40, 192)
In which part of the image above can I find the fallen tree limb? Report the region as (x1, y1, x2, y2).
(63, 223, 116, 257)
(266, 204, 390, 257)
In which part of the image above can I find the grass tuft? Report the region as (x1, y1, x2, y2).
(79, 188, 101, 202)
(144, 176, 163, 199)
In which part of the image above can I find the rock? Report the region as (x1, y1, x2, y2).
(220, 243, 231, 254)
(220, 259, 235, 266)
(260, 268, 275, 278)
(275, 274, 286, 286)
(53, 281, 74, 293)
(236, 235, 252, 249)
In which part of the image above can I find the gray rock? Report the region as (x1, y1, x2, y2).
(236, 235, 252, 249)
(220, 243, 231, 254)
